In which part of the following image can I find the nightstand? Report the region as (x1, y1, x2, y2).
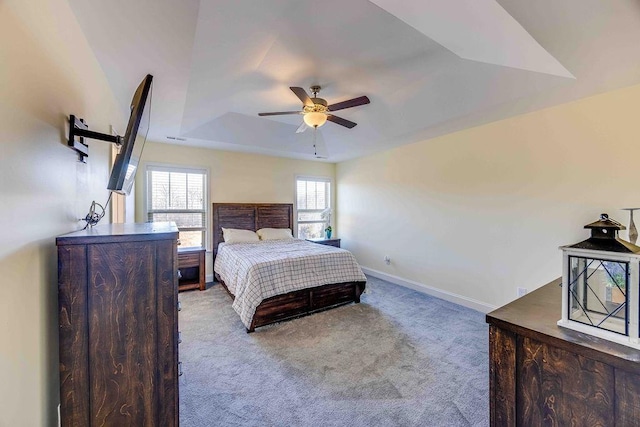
(178, 247, 206, 291)
(306, 238, 341, 248)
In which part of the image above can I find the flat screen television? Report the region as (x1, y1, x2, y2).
(107, 74, 153, 195)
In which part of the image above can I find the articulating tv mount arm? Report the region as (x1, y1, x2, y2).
(68, 115, 122, 162)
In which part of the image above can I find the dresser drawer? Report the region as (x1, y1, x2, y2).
(178, 251, 201, 267)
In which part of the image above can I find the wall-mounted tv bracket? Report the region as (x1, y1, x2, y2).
(68, 115, 123, 162)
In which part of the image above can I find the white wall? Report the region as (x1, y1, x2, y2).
(135, 142, 336, 278)
(337, 83, 640, 310)
(0, 1, 124, 425)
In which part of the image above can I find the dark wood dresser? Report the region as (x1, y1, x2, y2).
(57, 222, 180, 426)
(486, 279, 640, 427)
(306, 238, 341, 248)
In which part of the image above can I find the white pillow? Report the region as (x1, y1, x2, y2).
(221, 227, 260, 243)
(256, 228, 293, 240)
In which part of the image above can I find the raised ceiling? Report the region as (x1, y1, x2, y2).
(67, 0, 640, 162)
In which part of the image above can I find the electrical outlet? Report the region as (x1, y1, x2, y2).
(384, 255, 391, 265)
(517, 287, 528, 297)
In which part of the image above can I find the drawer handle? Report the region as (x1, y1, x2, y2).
(177, 269, 182, 279)
(177, 301, 182, 311)
(178, 361, 183, 377)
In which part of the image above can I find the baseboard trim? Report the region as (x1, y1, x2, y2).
(361, 266, 497, 314)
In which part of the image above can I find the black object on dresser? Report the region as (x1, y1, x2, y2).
(56, 222, 180, 427)
(306, 238, 341, 248)
(486, 279, 640, 427)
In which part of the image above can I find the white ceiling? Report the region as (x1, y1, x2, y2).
(67, 0, 640, 162)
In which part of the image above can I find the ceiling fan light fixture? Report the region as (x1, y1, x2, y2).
(259, 85, 368, 134)
(303, 111, 327, 128)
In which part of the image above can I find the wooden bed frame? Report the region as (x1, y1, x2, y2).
(212, 203, 366, 332)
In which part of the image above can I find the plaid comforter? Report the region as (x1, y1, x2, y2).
(214, 239, 367, 329)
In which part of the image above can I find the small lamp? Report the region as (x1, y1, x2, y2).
(558, 213, 640, 349)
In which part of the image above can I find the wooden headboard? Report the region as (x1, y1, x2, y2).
(212, 203, 294, 255)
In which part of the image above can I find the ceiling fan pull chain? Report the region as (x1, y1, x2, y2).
(313, 127, 317, 156)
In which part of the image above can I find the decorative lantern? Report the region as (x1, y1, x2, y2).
(558, 213, 640, 349)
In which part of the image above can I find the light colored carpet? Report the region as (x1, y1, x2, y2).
(178, 275, 489, 426)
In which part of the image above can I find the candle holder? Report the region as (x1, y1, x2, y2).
(559, 213, 640, 349)
(621, 208, 640, 244)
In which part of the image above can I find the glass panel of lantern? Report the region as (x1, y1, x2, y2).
(567, 256, 628, 335)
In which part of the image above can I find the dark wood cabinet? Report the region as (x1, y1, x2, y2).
(306, 238, 341, 248)
(178, 247, 206, 291)
(57, 222, 180, 427)
(486, 279, 640, 427)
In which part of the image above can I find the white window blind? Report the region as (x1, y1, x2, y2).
(146, 165, 207, 248)
(296, 177, 331, 239)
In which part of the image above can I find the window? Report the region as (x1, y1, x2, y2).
(146, 165, 207, 248)
(296, 177, 331, 239)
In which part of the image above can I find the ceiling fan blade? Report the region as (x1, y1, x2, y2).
(328, 95, 370, 112)
(290, 87, 315, 107)
(327, 114, 357, 129)
(258, 111, 301, 116)
(295, 122, 308, 133)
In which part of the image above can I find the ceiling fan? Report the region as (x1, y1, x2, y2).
(258, 86, 370, 133)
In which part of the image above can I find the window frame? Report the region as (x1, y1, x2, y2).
(295, 175, 333, 239)
(144, 163, 209, 249)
